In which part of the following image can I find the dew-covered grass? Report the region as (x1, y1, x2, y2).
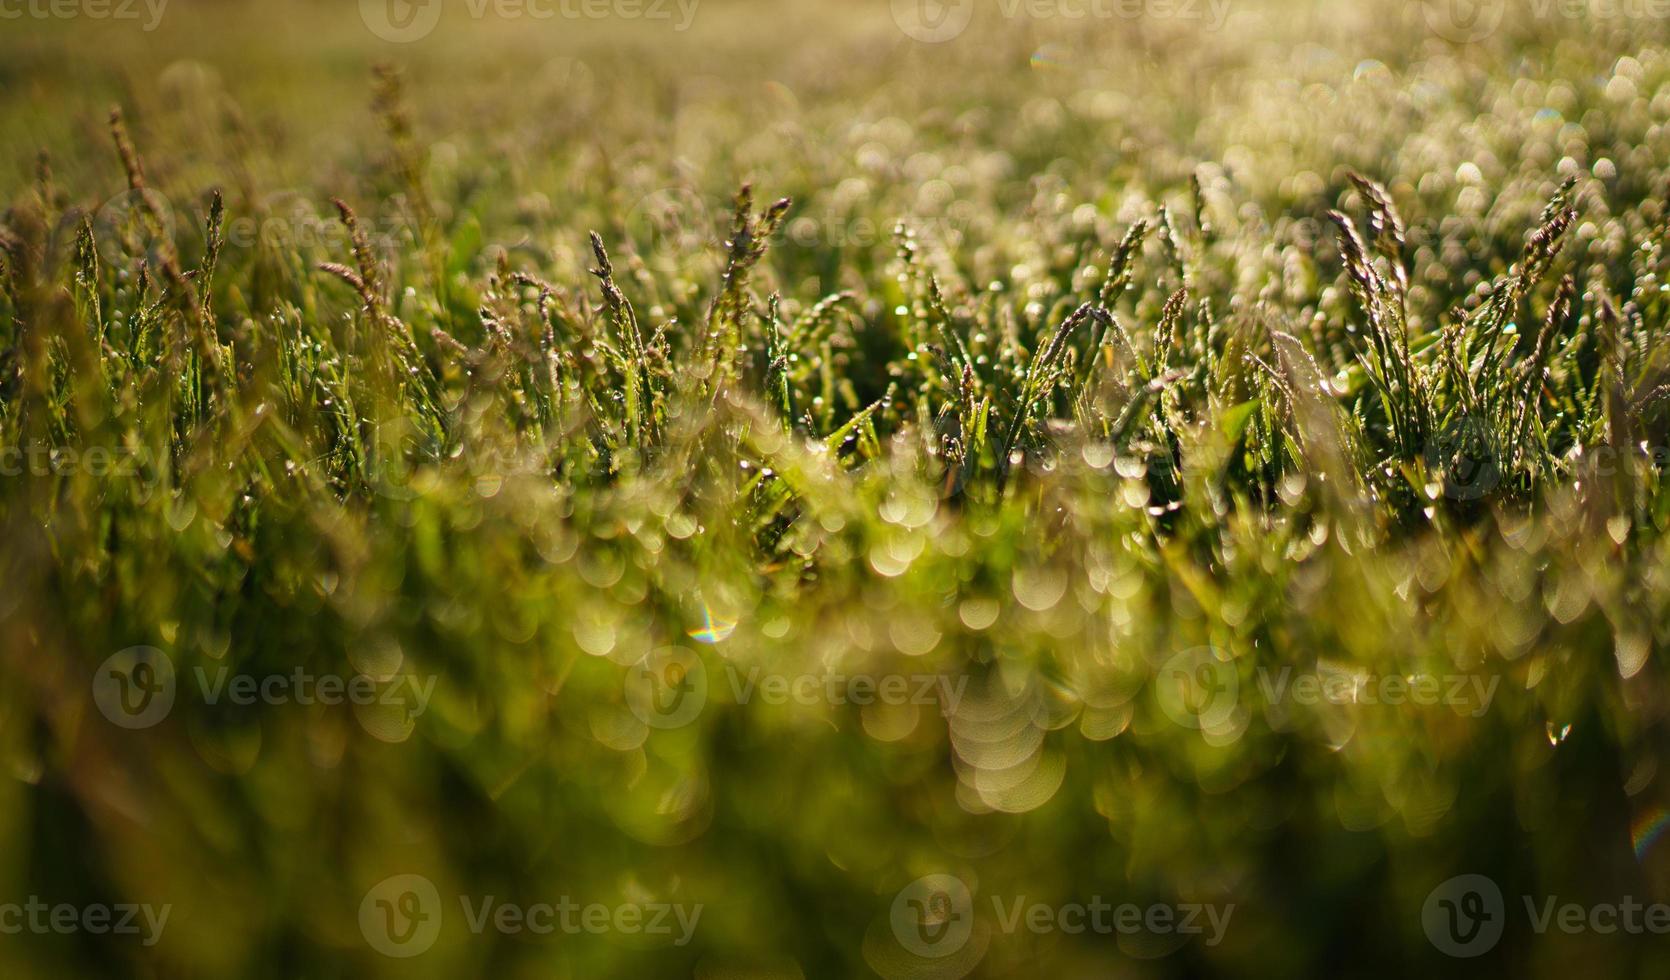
(5, 2, 1670, 976)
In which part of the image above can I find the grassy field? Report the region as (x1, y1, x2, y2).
(5, 0, 1670, 975)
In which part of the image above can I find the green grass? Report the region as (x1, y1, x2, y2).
(5, 2, 1670, 976)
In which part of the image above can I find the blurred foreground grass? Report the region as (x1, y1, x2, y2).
(5, 0, 1670, 976)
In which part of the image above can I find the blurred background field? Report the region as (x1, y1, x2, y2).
(5, 0, 1670, 976)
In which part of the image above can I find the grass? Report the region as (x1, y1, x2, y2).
(5, 1, 1670, 976)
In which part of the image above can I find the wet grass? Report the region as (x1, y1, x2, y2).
(4, 3, 1670, 976)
